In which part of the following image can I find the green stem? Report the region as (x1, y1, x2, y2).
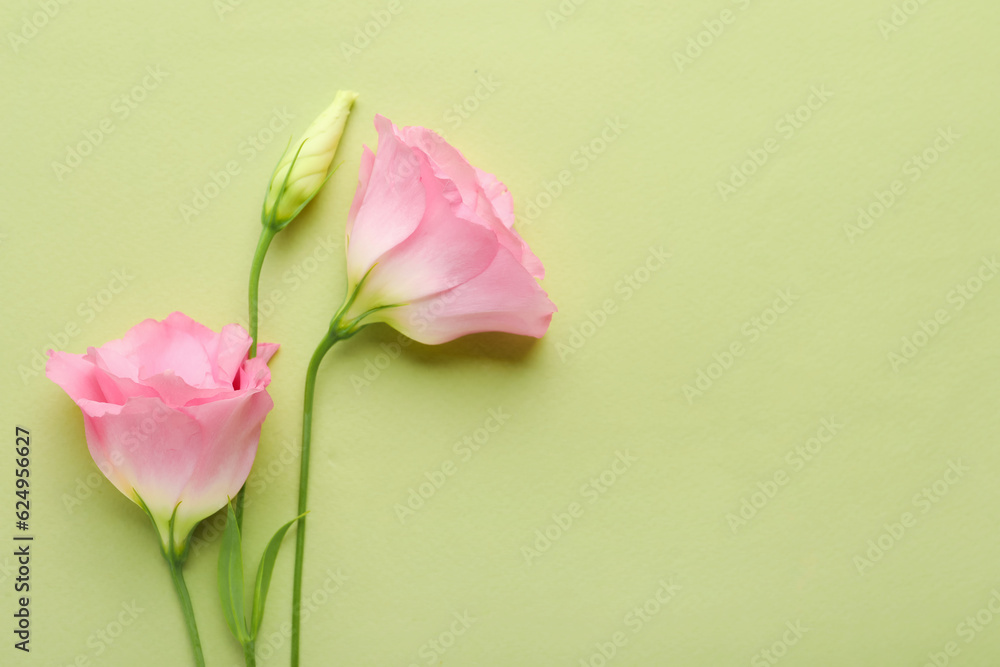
(243, 639, 256, 667)
(248, 226, 276, 360)
(288, 275, 374, 665)
(167, 557, 206, 667)
(290, 329, 341, 667)
(236, 225, 277, 529)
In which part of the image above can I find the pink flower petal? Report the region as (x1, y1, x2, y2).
(45, 350, 106, 405)
(355, 157, 500, 307)
(45, 313, 277, 546)
(114, 314, 216, 388)
(255, 342, 280, 364)
(345, 145, 376, 238)
(90, 346, 158, 405)
(208, 323, 253, 386)
(395, 124, 544, 278)
(378, 245, 556, 344)
(79, 396, 202, 535)
(345, 116, 427, 286)
(171, 387, 273, 540)
(344, 116, 555, 345)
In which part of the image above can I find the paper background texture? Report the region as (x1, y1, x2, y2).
(1, 0, 999, 665)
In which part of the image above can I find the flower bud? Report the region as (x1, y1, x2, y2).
(263, 90, 358, 229)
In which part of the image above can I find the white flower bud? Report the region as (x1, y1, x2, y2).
(263, 90, 358, 229)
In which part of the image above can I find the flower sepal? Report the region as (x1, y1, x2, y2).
(134, 493, 192, 565)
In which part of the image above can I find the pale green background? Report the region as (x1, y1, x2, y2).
(1, 0, 999, 665)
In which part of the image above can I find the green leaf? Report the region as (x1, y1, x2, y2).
(251, 513, 307, 637)
(218, 501, 249, 644)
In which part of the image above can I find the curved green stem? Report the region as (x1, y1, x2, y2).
(289, 277, 375, 665)
(236, 225, 277, 529)
(290, 329, 341, 667)
(248, 226, 276, 360)
(168, 557, 206, 667)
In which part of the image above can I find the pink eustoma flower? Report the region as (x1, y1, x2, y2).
(339, 115, 556, 344)
(46, 312, 277, 552)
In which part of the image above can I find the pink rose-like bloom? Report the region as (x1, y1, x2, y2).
(340, 115, 556, 344)
(46, 312, 277, 551)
